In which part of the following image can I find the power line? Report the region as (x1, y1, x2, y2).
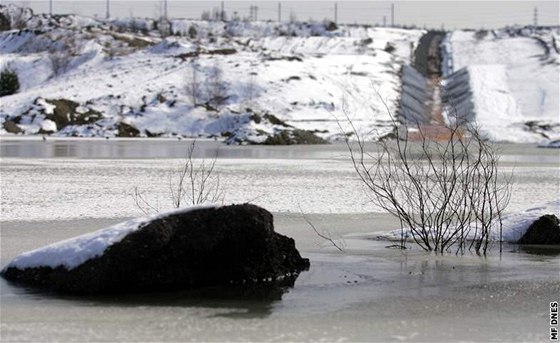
(334, 2, 337, 24)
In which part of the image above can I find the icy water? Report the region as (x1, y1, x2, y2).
(1, 138, 559, 342)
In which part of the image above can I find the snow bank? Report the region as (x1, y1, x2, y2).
(3, 205, 217, 270)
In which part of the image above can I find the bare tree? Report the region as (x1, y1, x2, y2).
(158, 17, 171, 37)
(168, 140, 224, 208)
(243, 61, 258, 109)
(340, 101, 512, 255)
(186, 54, 200, 106)
(201, 10, 211, 21)
(134, 140, 224, 214)
(300, 206, 345, 252)
(5, 5, 28, 30)
(49, 39, 74, 77)
(206, 60, 228, 110)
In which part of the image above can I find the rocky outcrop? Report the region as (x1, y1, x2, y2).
(517, 214, 560, 245)
(1, 204, 310, 294)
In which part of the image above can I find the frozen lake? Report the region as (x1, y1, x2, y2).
(1, 137, 559, 221)
(1, 138, 559, 341)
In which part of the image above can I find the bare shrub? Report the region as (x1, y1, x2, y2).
(134, 140, 224, 214)
(0, 65, 20, 97)
(201, 10, 211, 21)
(186, 55, 201, 106)
(243, 61, 258, 109)
(300, 208, 345, 252)
(129, 18, 139, 33)
(7, 6, 28, 30)
(158, 17, 171, 37)
(49, 51, 71, 76)
(206, 61, 228, 110)
(341, 103, 512, 255)
(49, 44, 73, 77)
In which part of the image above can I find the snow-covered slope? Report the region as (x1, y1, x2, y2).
(444, 28, 560, 143)
(0, 5, 423, 143)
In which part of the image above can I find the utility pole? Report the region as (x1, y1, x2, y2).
(391, 3, 394, 27)
(249, 5, 258, 21)
(533, 7, 538, 26)
(106, 0, 110, 19)
(383, 15, 386, 27)
(49, 0, 53, 15)
(164, 0, 168, 20)
(334, 2, 338, 24)
(278, 2, 281, 22)
(221, 1, 224, 21)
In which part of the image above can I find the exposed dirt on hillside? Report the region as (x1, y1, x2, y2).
(413, 31, 444, 78)
(407, 31, 456, 141)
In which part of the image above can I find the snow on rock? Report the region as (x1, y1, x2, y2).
(381, 199, 560, 244)
(3, 204, 216, 271)
(499, 199, 560, 242)
(40, 118, 56, 132)
(538, 139, 560, 149)
(0, 204, 310, 294)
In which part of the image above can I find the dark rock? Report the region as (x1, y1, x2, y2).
(43, 98, 102, 129)
(324, 21, 338, 32)
(263, 129, 327, 145)
(2, 120, 22, 134)
(117, 122, 140, 137)
(1, 204, 309, 294)
(517, 214, 560, 245)
(0, 12, 10, 31)
(263, 113, 291, 127)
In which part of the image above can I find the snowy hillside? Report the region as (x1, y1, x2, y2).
(0, 5, 423, 143)
(443, 28, 560, 143)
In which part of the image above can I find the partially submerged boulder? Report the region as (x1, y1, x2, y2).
(517, 214, 560, 245)
(1, 204, 310, 294)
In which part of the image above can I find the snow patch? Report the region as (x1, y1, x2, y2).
(40, 119, 56, 132)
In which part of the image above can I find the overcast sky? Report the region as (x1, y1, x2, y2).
(2, 0, 559, 29)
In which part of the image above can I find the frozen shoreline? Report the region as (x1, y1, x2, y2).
(1, 140, 559, 219)
(1, 213, 559, 342)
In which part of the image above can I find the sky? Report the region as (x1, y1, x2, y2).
(1, 0, 559, 29)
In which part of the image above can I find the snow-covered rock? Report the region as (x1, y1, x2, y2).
(517, 214, 560, 245)
(0, 204, 310, 294)
(538, 139, 560, 149)
(380, 200, 560, 244)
